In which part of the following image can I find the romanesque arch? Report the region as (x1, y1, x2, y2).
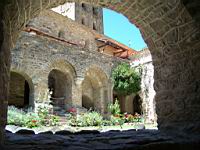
(9, 71, 34, 108)
(0, 0, 200, 145)
(82, 66, 108, 112)
(47, 60, 76, 113)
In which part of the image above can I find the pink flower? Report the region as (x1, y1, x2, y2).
(68, 108, 76, 113)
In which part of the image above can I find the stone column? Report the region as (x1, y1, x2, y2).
(94, 85, 109, 114)
(0, 17, 10, 146)
(33, 81, 49, 109)
(71, 77, 84, 107)
(107, 79, 114, 107)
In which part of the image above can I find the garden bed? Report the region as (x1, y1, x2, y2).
(7, 103, 157, 135)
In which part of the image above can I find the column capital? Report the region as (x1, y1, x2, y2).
(75, 77, 84, 85)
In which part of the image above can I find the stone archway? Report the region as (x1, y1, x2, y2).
(9, 71, 34, 108)
(48, 69, 72, 114)
(47, 59, 76, 114)
(0, 0, 200, 145)
(82, 66, 108, 112)
(9, 71, 34, 107)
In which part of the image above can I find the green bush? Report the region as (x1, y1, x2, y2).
(37, 105, 60, 126)
(24, 113, 41, 128)
(7, 106, 41, 128)
(70, 111, 104, 127)
(112, 63, 141, 95)
(110, 114, 125, 127)
(7, 105, 59, 128)
(108, 99, 121, 115)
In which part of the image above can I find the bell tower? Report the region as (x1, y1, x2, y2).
(51, 2, 104, 34)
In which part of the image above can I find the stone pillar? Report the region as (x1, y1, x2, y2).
(93, 85, 110, 114)
(99, 86, 106, 113)
(107, 79, 114, 107)
(71, 77, 84, 107)
(0, 15, 10, 146)
(33, 81, 49, 108)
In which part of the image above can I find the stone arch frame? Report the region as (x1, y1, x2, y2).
(82, 65, 109, 112)
(46, 59, 77, 106)
(0, 1, 200, 145)
(47, 59, 77, 83)
(9, 70, 34, 107)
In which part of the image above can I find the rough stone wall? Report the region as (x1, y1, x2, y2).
(1, 0, 200, 146)
(130, 49, 157, 123)
(75, 3, 104, 34)
(10, 10, 121, 113)
(82, 77, 94, 109)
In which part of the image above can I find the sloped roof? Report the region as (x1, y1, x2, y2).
(94, 33, 138, 59)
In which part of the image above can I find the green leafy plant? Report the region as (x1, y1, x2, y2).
(37, 105, 60, 126)
(7, 105, 59, 128)
(110, 114, 125, 128)
(112, 63, 141, 95)
(70, 111, 103, 127)
(7, 106, 28, 127)
(7, 106, 41, 128)
(108, 99, 121, 115)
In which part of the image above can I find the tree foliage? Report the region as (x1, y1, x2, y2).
(112, 63, 141, 95)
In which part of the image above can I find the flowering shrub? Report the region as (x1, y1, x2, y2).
(37, 105, 60, 126)
(25, 114, 41, 128)
(67, 107, 77, 114)
(7, 105, 59, 128)
(69, 111, 103, 127)
(7, 106, 41, 128)
(124, 113, 143, 123)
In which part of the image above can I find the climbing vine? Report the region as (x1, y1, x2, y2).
(112, 63, 141, 95)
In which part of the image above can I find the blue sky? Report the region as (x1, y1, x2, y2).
(103, 8, 147, 51)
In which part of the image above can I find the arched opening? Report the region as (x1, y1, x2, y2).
(82, 95, 93, 110)
(82, 66, 108, 112)
(133, 94, 142, 115)
(9, 72, 33, 108)
(48, 69, 72, 115)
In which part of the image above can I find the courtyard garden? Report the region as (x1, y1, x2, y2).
(7, 100, 153, 132)
(6, 63, 157, 133)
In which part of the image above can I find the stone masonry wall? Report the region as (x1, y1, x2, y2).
(11, 10, 122, 112)
(131, 49, 157, 123)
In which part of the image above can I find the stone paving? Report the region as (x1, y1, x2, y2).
(3, 127, 200, 150)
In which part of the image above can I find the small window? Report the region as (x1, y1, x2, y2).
(82, 3, 86, 10)
(82, 18, 86, 25)
(93, 7, 98, 15)
(93, 22, 97, 31)
(58, 30, 65, 38)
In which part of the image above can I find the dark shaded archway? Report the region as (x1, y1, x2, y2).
(9, 72, 30, 108)
(48, 69, 72, 114)
(82, 95, 93, 110)
(133, 94, 142, 115)
(9, 71, 34, 108)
